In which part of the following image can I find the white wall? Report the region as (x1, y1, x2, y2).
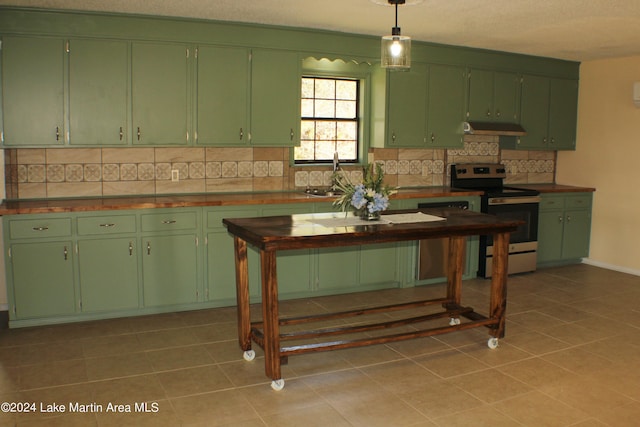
(557, 55, 640, 275)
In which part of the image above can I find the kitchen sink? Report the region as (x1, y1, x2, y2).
(303, 188, 343, 197)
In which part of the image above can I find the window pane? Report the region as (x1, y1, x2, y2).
(336, 141, 357, 160)
(337, 121, 356, 140)
(301, 120, 315, 140)
(336, 100, 356, 118)
(295, 140, 315, 161)
(316, 121, 336, 141)
(315, 79, 335, 99)
(315, 100, 335, 118)
(314, 141, 336, 160)
(301, 78, 314, 98)
(301, 99, 314, 117)
(336, 80, 357, 100)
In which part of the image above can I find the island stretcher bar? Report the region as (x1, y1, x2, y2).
(223, 208, 521, 390)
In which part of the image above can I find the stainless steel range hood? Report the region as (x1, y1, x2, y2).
(463, 121, 526, 137)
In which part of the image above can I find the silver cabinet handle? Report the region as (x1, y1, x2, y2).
(290, 128, 294, 140)
(496, 109, 501, 117)
(239, 128, 244, 140)
(119, 127, 124, 141)
(147, 242, 151, 255)
(56, 126, 60, 141)
(558, 215, 563, 222)
(63, 246, 68, 260)
(486, 108, 491, 117)
(162, 220, 177, 225)
(32, 226, 49, 231)
(430, 133, 435, 142)
(137, 127, 141, 141)
(543, 137, 548, 144)
(566, 215, 571, 222)
(392, 132, 396, 143)
(99, 223, 116, 228)
(129, 241, 133, 256)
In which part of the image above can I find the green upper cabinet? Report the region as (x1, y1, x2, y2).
(548, 78, 579, 150)
(195, 45, 250, 146)
(386, 63, 428, 147)
(467, 69, 520, 122)
(1, 36, 66, 146)
(68, 39, 129, 145)
(131, 42, 191, 145)
(382, 63, 465, 148)
(511, 75, 578, 150)
(249, 49, 300, 146)
(426, 64, 466, 148)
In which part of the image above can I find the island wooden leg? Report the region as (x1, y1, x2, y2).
(234, 237, 252, 352)
(489, 232, 509, 338)
(445, 236, 466, 306)
(260, 249, 282, 386)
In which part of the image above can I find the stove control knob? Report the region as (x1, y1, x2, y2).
(497, 168, 506, 174)
(456, 168, 467, 175)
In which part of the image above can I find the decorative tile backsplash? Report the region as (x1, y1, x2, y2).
(4, 135, 555, 200)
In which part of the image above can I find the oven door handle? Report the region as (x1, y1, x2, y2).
(488, 196, 541, 205)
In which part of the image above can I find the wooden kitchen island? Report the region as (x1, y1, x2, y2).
(223, 208, 521, 390)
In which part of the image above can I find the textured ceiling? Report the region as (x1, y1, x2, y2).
(2, 0, 640, 61)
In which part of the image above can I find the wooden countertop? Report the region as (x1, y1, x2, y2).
(516, 184, 596, 193)
(0, 187, 483, 215)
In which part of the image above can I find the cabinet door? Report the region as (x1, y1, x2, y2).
(250, 49, 300, 146)
(467, 69, 494, 122)
(386, 63, 428, 147)
(2, 36, 65, 146)
(78, 238, 139, 312)
(359, 243, 398, 285)
(561, 209, 591, 259)
(548, 79, 578, 150)
(68, 39, 129, 145)
(196, 45, 250, 145)
(10, 241, 75, 318)
(493, 71, 520, 122)
(537, 210, 564, 263)
(132, 42, 190, 145)
(519, 75, 550, 149)
(426, 64, 466, 148)
(142, 234, 198, 306)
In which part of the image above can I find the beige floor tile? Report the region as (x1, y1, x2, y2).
(500, 356, 578, 389)
(398, 378, 484, 419)
(360, 359, 440, 394)
(542, 377, 634, 418)
(414, 349, 489, 378)
(19, 359, 88, 390)
(85, 352, 152, 381)
(90, 374, 167, 404)
(433, 404, 523, 427)
(146, 344, 215, 372)
(262, 402, 351, 427)
(447, 368, 532, 404)
(170, 389, 260, 426)
(156, 364, 234, 398)
(492, 390, 590, 427)
(240, 379, 322, 417)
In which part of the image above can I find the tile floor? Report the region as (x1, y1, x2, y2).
(1, 264, 639, 426)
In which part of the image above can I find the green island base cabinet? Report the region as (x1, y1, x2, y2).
(2, 195, 480, 327)
(537, 192, 593, 267)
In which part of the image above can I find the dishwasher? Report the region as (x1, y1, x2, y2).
(417, 201, 470, 280)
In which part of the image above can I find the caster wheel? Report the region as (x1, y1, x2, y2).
(271, 379, 285, 391)
(449, 317, 461, 326)
(243, 350, 256, 361)
(487, 338, 499, 349)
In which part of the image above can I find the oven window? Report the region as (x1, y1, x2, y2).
(486, 203, 538, 245)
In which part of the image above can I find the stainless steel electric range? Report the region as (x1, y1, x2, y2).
(451, 163, 540, 278)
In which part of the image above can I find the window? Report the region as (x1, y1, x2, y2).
(295, 77, 359, 164)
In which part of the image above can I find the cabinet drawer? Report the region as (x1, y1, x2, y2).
(538, 196, 565, 211)
(8, 218, 72, 239)
(141, 211, 198, 232)
(207, 209, 260, 230)
(565, 194, 592, 209)
(77, 215, 137, 235)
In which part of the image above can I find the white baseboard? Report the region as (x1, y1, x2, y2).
(582, 258, 640, 277)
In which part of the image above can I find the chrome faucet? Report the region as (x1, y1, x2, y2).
(332, 152, 341, 190)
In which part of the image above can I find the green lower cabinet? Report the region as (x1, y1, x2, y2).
(359, 243, 398, 285)
(316, 247, 360, 292)
(142, 234, 199, 307)
(537, 193, 592, 265)
(77, 238, 139, 312)
(10, 241, 76, 318)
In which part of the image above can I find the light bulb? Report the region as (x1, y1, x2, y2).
(390, 40, 403, 57)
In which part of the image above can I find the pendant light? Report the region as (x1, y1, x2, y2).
(381, 0, 411, 70)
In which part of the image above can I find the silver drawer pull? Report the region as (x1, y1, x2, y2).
(32, 226, 49, 231)
(162, 220, 177, 225)
(99, 223, 116, 228)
